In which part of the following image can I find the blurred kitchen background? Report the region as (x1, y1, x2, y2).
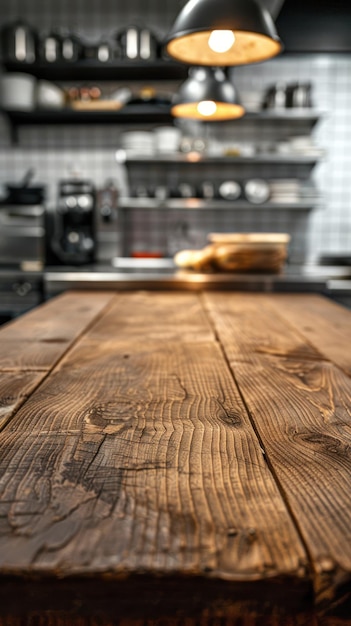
(0, 0, 350, 317)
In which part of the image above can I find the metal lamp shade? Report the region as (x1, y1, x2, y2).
(164, 0, 282, 66)
(171, 67, 245, 121)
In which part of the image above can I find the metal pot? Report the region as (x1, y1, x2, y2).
(0, 19, 38, 63)
(39, 30, 62, 63)
(84, 39, 116, 63)
(61, 32, 83, 63)
(263, 82, 287, 109)
(287, 83, 312, 108)
(116, 25, 159, 60)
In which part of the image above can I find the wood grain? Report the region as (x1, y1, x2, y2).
(1, 290, 351, 621)
(0, 614, 335, 626)
(0, 291, 115, 371)
(205, 293, 351, 607)
(202, 292, 323, 363)
(0, 613, 329, 626)
(267, 294, 351, 376)
(86, 292, 215, 343)
(0, 371, 46, 431)
(0, 336, 307, 595)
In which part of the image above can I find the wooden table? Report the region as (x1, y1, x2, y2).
(0, 290, 351, 625)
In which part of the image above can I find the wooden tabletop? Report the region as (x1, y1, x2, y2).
(0, 291, 351, 626)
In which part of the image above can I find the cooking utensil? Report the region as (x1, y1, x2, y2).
(244, 179, 270, 204)
(61, 31, 83, 63)
(218, 181, 241, 200)
(0, 19, 38, 63)
(116, 25, 160, 60)
(39, 30, 62, 63)
(208, 233, 290, 273)
(263, 82, 287, 109)
(198, 181, 215, 199)
(287, 83, 312, 108)
(83, 39, 117, 62)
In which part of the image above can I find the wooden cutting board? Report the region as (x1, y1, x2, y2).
(71, 100, 124, 111)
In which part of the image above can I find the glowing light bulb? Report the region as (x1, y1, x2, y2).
(208, 30, 235, 53)
(197, 100, 217, 117)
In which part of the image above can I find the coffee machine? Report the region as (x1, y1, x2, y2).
(45, 179, 96, 265)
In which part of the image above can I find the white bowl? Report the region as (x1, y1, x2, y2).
(37, 80, 65, 108)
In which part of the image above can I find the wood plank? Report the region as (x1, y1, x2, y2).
(0, 612, 350, 626)
(205, 293, 351, 609)
(86, 292, 215, 343)
(0, 336, 308, 611)
(0, 291, 115, 371)
(268, 294, 351, 376)
(202, 292, 322, 362)
(0, 371, 46, 431)
(0, 611, 325, 625)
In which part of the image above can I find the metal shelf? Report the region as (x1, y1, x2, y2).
(120, 153, 323, 165)
(1, 106, 173, 142)
(3, 106, 173, 125)
(118, 198, 320, 211)
(2, 59, 189, 81)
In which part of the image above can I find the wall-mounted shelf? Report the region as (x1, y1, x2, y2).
(231, 110, 322, 126)
(1, 103, 323, 144)
(120, 152, 323, 166)
(1, 106, 173, 143)
(119, 198, 320, 211)
(2, 59, 189, 81)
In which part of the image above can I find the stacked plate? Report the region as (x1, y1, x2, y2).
(120, 131, 155, 155)
(269, 179, 301, 204)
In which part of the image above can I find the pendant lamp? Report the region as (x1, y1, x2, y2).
(164, 0, 282, 66)
(171, 67, 245, 121)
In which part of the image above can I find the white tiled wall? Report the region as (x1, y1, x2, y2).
(0, 0, 350, 263)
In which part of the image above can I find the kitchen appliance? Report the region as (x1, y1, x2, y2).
(45, 179, 96, 266)
(0, 20, 38, 63)
(116, 25, 160, 60)
(95, 180, 119, 262)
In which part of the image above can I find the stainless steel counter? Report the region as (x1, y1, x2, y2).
(44, 262, 351, 296)
(1, 263, 351, 321)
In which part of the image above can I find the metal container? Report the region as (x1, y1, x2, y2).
(0, 20, 38, 63)
(116, 26, 159, 60)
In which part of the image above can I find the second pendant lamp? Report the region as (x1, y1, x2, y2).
(164, 0, 282, 67)
(171, 67, 245, 121)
